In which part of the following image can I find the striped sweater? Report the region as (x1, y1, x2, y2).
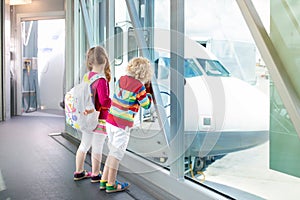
(107, 75, 152, 129)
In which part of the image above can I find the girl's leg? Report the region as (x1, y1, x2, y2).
(101, 163, 109, 181)
(91, 133, 106, 176)
(75, 131, 93, 172)
(75, 151, 86, 173)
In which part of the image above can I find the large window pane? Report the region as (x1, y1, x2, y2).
(269, 0, 300, 178)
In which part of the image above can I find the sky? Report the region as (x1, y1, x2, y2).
(154, 0, 270, 42)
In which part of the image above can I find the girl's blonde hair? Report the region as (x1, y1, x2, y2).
(126, 57, 153, 83)
(86, 46, 111, 82)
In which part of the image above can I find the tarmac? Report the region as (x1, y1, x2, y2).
(201, 141, 300, 200)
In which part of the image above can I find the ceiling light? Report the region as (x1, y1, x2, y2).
(10, 0, 32, 5)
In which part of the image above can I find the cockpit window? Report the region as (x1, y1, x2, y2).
(197, 58, 230, 77)
(184, 59, 203, 78)
(155, 57, 202, 79)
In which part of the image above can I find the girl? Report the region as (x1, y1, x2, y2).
(100, 57, 153, 193)
(73, 46, 111, 183)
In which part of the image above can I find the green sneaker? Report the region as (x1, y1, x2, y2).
(99, 180, 107, 190)
(106, 181, 130, 193)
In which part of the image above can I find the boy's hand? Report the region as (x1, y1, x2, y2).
(147, 93, 153, 102)
(145, 82, 152, 94)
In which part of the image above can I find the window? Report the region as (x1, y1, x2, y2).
(155, 57, 203, 79)
(128, 27, 138, 62)
(114, 26, 123, 66)
(197, 59, 230, 77)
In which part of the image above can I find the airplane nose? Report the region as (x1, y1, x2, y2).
(221, 77, 270, 131)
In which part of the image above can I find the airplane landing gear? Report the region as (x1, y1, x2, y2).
(193, 157, 206, 173)
(185, 156, 207, 176)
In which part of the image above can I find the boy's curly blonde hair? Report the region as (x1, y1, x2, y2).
(126, 57, 153, 83)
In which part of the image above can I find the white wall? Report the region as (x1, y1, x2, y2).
(14, 0, 64, 14)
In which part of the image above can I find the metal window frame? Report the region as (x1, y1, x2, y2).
(0, 1, 3, 121)
(169, 0, 185, 180)
(125, 0, 171, 148)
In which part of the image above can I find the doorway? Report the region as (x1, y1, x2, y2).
(21, 19, 65, 113)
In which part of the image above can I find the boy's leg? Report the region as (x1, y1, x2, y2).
(100, 155, 120, 189)
(100, 123, 113, 187)
(105, 126, 130, 192)
(101, 123, 114, 181)
(100, 160, 109, 189)
(106, 155, 120, 185)
(105, 155, 130, 192)
(101, 163, 109, 181)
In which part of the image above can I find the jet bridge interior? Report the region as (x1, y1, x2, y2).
(2, 0, 300, 200)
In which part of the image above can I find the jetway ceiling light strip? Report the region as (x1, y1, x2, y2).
(10, 0, 32, 5)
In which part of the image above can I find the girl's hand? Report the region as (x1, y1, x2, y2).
(83, 109, 94, 115)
